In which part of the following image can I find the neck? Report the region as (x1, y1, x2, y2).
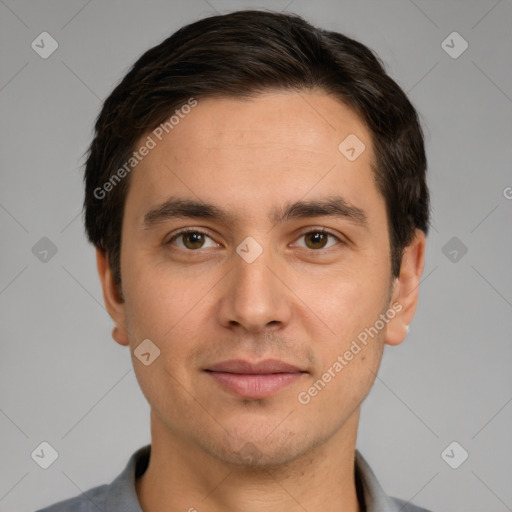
(136, 410, 361, 512)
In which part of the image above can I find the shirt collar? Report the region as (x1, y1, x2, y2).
(106, 444, 149, 512)
(106, 445, 403, 512)
(355, 450, 406, 511)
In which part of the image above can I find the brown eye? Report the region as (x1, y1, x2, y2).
(182, 232, 206, 249)
(293, 230, 341, 250)
(169, 231, 218, 250)
(304, 232, 329, 249)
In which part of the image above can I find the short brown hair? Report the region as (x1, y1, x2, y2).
(84, 9, 430, 289)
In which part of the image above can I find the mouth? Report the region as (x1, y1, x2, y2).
(205, 359, 307, 399)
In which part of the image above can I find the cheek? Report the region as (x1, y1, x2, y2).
(123, 281, 202, 413)
(295, 259, 390, 405)
(121, 258, 220, 394)
(121, 250, 215, 340)
(297, 288, 387, 419)
(303, 261, 391, 340)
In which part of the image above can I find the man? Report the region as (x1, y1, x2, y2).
(37, 9, 431, 512)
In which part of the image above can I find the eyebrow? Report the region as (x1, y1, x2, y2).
(143, 196, 369, 230)
(274, 196, 369, 229)
(143, 198, 234, 228)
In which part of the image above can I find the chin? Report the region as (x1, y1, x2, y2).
(197, 425, 318, 469)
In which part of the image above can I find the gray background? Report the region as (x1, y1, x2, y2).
(1, 1, 511, 511)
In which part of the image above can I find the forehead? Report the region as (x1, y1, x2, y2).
(160, 91, 373, 162)
(126, 91, 382, 221)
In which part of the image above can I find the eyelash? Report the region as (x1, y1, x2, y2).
(165, 227, 344, 251)
(290, 228, 343, 252)
(166, 228, 218, 249)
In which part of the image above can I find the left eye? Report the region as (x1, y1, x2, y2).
(168, 231, 218, 250)
(293, 231, 340, 250)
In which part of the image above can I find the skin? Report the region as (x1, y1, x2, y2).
(97, 91, 426, 512)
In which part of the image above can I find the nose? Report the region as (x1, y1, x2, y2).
(216, 247, 292, 333)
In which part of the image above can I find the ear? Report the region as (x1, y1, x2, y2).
(96, 248, 129, 347)
(385, 229, 426, 346)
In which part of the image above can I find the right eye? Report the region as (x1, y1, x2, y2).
(166, 230, 219, 250)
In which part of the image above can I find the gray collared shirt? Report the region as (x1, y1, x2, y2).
(35, 445, 432, 512)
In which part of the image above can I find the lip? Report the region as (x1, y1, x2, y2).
(207, 359, 303, 374)
(205, 359, 306, 399)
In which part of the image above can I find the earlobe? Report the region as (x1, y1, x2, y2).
(96, 248, 130, 346)
(385, 230, 426, 346)
(111, 325, 128, 346)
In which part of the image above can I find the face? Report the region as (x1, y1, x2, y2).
(98, 91, 424, 467)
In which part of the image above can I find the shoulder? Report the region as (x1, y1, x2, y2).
(390, 496, 433, 512)
(354, 450, 434, 512)
(33, 444, 150, 512)
(33, 483, 109, 512)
